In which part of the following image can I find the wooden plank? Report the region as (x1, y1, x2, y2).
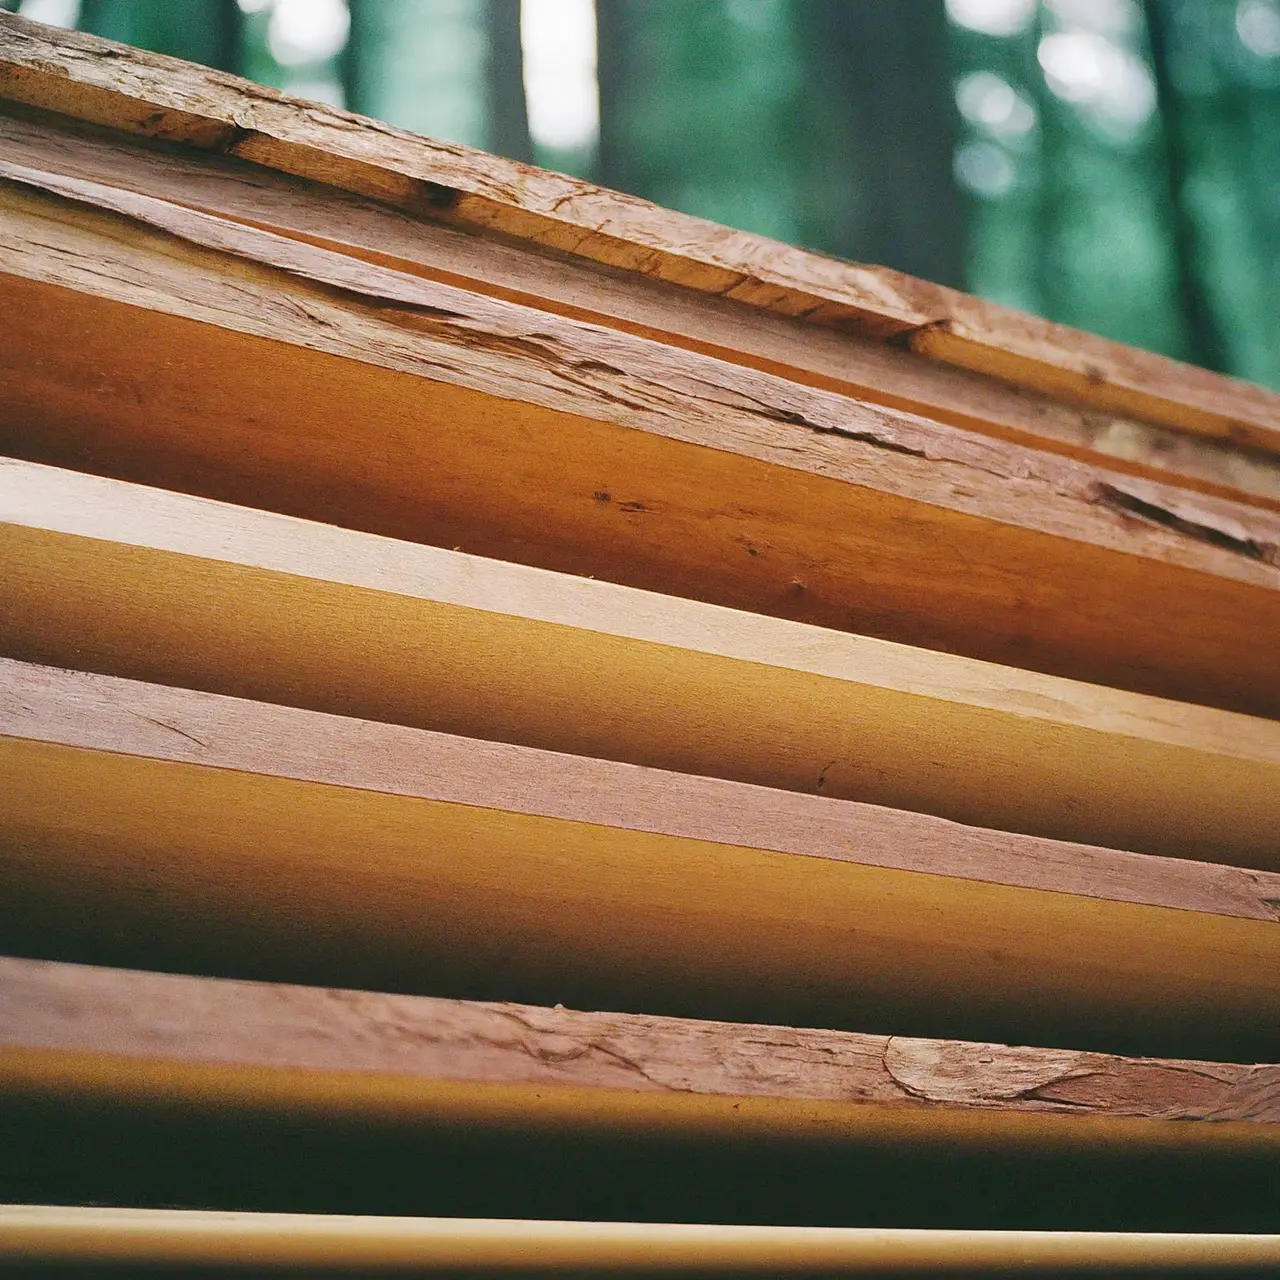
(2, 1204, 1279, 1271)
(1, 172, 1279, 716)
(5, 457, 1280, 870)
(2, 660, 1279, 1060)
(0, 13, 1276, 455)
(1, 955, 1277, 1155)
(3, 107, 1276, 510)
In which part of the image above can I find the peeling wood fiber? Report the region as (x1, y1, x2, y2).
(2, 109, 1274, 510)
(1, 11, 1278, 456)
(2, 955, 1278, 1137)
(1, 164, 1279, 713)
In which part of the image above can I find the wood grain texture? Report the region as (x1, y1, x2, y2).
(2, 659, 1279, 1060)
(1, 169, 1279, 715)
(4, 1205, 1279, 1271)
(5, 457, 1280, 869)
(0, 13, 1276, 455)
(3, 107, 1276, 510)
(2, 956, 1277, 1147)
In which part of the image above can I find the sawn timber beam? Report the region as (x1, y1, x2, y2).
(2, 659, 1279, 1060)
(3, 458, 1280, 869)
(1, 955, 1277, 1156)
(0, 13, 1278, 455)
(1, 107, 1275, 508)
(0, 167, 1278, 714)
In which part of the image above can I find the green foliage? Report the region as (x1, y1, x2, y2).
(79, 0, 240, 71)
(597, 0, 962, 283)
(601, 0, 816, 245)
(347, 0, 490, 147)
(952, 0, 1279, 384)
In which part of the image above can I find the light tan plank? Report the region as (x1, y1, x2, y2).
(0, 13, 1275, 454)
(2, 659, 1279, 1060)
(2, 1205, 1279, 1271)
(5, 458, 1280, 868)
(2, 108, 1275, 509)
(1, 173, 1279, 716)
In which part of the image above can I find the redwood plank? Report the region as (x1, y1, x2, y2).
(1, 170, 1278, 714)
(1, 13, 1275, 453)
(0, 956, 1277, 1154)
(4, 458, 1280, 868)
(2, 107, 1275, 509)
(2, 659, 1278, 1059)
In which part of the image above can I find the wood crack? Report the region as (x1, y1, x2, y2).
(4, 8, 1280, 464)
(3, 153, 1263, 529)
(1093, 482, 1280, 565)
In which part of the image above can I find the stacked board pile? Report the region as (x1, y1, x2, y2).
(1, 12, 1279, 1274)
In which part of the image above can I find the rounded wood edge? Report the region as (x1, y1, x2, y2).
(2, 1205, 1279, 1269)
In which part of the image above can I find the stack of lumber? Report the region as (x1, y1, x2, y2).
(0, 13, 1278, 1273)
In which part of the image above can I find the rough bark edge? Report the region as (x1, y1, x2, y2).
(0, 13, 1276, 453)
(3, 955, 1278, 1126)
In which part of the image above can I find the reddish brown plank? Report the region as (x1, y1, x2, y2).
(1, 955, 1277, 1148)
(1, 167, 1278, 715)
(0, 13, 1276, 452)
(3, 659, 1279, 1059)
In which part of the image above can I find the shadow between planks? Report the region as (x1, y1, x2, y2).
(2, 658, 1279, 1061)
(0, 170, 1279, 716)
(4, 458, 1280, 869)
(0, 956, 1278, 1236)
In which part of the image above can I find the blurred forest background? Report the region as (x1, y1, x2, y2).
(8, 0, 1277, 387)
